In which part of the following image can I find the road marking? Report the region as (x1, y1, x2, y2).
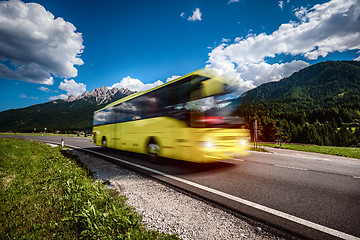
(229, 158, 245, 162)
(353, 176, 360, 179)
(254, 150, 360, 166)
(276, 152, 333, 161)
(274, 164, 308, 171)
(56, 142, 360, 240)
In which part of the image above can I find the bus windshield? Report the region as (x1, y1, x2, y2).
(165, 92, 245, 128)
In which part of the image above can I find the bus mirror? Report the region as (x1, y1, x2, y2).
(202, 79, 224, 97)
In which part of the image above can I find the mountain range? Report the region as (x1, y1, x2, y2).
(241, 60, 360, 109)
(237, 60, 360, 146)
(0, 61, 359, 146)
(0, 86, 135, 132)
(65, 86, 135, 104)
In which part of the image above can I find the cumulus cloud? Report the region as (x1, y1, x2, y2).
(49, 94, 67, 101)
(111, 76, 164, 92)
(0, 0, 84, 84)
(59, 79, 86, 96)
(207, 0, 360, 93)
(188, 8, 202, 21)
(38, 86, 50, 92)
(49, 79, 86, 100)
(166, 75, 181, 82)
(237, 60, 310, 86)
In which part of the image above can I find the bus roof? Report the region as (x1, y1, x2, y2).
(95, 68, 216, 113)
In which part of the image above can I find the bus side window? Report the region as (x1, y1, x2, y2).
(93, 109, 112, 126)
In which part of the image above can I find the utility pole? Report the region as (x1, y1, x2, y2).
(253, 119, 258, 149)
(279, 117, 282, 146)
(276, 117, 282, 146)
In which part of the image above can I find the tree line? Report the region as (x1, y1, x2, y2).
(238, 103, 360, 147)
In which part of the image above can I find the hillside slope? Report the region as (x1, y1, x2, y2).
(241, 61, 360, 110)
(238, 61, 360, 147)
(0, 87, 134, 132)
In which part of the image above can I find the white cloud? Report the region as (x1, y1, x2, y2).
(49, 79, 86, 100)
(166, 75, 181, 82)
(0, 0, 84, 84)
(59, 79, 86, 97)
(237, 60, 310, 86)
(180, 12, 185, 18)
(20, 94, 38, 99)
(188, 8, 202, 21)
(207, 0, 360, 93)
(111, 76, 164, 92)
(221, 38, 230, 43)
(279, 1, 284, 9)
(228, 0, 241, 4)
(234, 37, 242, 42)
(0, 63, 54, 85)
(38, 86, 50, 92)
(49, 94, 67, 101)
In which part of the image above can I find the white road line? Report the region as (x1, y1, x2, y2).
(274, 164, 308, 171)
(276, 152, 333, 161)
(229, 158, 245, 162)
(61, 143, 359, 240)
(254, 150, 360, 166)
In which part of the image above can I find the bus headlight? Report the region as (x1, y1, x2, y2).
(198, 141, 217, 148)
(239, 139, 248, 146)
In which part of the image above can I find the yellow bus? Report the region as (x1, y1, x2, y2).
(92, 69, 250, 163)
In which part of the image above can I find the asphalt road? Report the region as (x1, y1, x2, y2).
(3, 135, 360, 240)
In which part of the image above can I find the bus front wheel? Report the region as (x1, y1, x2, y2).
(147, 140, 161, 163)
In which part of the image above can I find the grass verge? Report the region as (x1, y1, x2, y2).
(250, 146, 269, 153)
(0, 132, 91, 138)
(259, 143, 360, 159)
(0, 138, 178, 239)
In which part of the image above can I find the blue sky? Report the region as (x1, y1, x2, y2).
(0, 0, 359, 111)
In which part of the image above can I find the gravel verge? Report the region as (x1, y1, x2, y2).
(68, 149, 293, 240)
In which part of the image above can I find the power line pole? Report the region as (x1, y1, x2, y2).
(276, 117, 282, 146)
(253, 119, 258, 149)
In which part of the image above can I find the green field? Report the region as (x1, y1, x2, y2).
(0, 138, 178, 239)
(0, 132, 91, 138)
(259, 143, 360, 159)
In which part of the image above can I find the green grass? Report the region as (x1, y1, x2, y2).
(0, 138, 178, 240)
(259, 143, 360, 159)
(0, 132, 91, 138)
(250, 146, 269, 152)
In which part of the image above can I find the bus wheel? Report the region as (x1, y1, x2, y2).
(101, 137, 107, 148)
(147, 140, 161, 163)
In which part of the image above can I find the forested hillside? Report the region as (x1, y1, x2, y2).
(238, 61, 360, 147)
(0, 99, 106, 132)
(0, 86, 134, 132)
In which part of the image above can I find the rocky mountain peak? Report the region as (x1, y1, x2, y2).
(65, 86, 135, 104)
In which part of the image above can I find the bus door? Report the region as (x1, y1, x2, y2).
(173, 127, 190, 161)
(109, 105, 122, 150)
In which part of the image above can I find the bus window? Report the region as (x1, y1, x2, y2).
(93, 108, 112, 126)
